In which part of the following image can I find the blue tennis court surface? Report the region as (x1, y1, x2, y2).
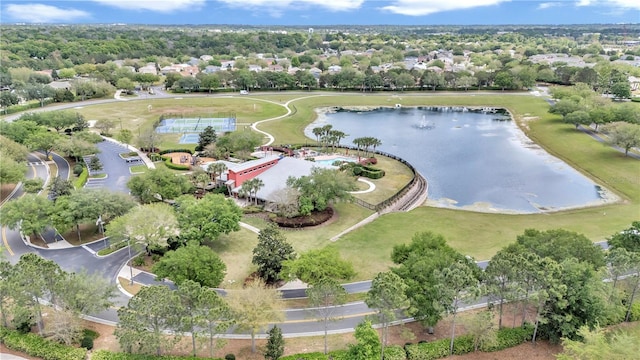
(179, 133, 200, 144)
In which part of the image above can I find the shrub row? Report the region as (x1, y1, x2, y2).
(0, 328, 87, 360)
(351, 163, 385, 179)
(481, 324, 534, 352)
(384, 345, 408, 360)
(160, 155, 190, 171)
(158, 149, 193, 155)
(91, 350, 223, 360)
(2, 99, 56, 115)
(405, 325, 534, 360)
(73, 166, 89, 189)
(96, 240, 127, 256)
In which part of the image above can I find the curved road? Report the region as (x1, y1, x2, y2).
(0, 89, 617, 337)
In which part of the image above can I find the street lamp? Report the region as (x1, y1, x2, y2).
(127, 237, 134, 285)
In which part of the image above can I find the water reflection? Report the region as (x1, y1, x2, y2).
(307, 106, 609, 213)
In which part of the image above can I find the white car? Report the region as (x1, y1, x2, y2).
(239, 90, 249, 95)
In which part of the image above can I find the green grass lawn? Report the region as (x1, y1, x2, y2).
(66, 92, 640, 281)
(75, 97, 288, 150)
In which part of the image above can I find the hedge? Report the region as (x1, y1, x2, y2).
(158, 149, 193, 155)
(160, 155, 190, 171)
(0, 328, 87, 360)
(384, 345, 408, 360)
(91, 350, 223, 360)
(480, 324, 534, 352)
(73, 166, 89, 188)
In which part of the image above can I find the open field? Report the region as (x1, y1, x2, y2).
(74, 96, 288, 148)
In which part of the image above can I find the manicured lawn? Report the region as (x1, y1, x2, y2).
(129, 164, 148, 173)
(206, 227, 259, 287)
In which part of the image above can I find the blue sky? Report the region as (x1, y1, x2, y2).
(2, 0, 639, 25)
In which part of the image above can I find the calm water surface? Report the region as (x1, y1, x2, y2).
(307, 107, 603, 213)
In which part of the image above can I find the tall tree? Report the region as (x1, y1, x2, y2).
(174, 193, 242, 244)
(365, 271, 409, 359)
(307, 279, 348, 355)
(206, 162, 227, 185)
(106, 202, 179, 250)
(153, 243, 227, 288)
(603, 122, 640, 157)
(543, 259, 607, 342)
(485, 247, 525, 329)
(127, 167, 194, 203)
(13, 254, 64, 334)
(47, 175, 74, 202)
(116, 285, 181, 355)
(25, 131, 60, 158)
(0, 194, 52, 240)
(608, 221, 640, 253)
(252, 224, 296, 284)
(515, 228, 605, 270)
(226, 279, 284, 353)
(286, 167, 356, 216)
(435, 260, 481, 355)
(391, 231, 471, 332)
(197, 126, 217, 151)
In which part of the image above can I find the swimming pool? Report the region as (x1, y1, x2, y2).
(313, 157, 356, 166)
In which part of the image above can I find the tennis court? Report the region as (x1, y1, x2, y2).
(155, 117, 237, 134)
(179, 133, 201, 144)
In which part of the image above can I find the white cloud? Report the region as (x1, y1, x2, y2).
(538, 2, 562, 9)
(381, 0, 510, 16)
(576, 0, 592, 6)
(576, 0, 640, 10)
(92, 0, 205, 12)
(607, 0, 640, 10)
(218, 0, 364, 12)
(5, 3, 90, 23)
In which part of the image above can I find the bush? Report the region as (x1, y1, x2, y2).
(73, 163, 84, 175)
(224, 354, 236, 360)
(0, 328, 87, 360)
(481, 325, 534, 352)
(384, 345, 408, 360)
(80, 335, 94, 350)
(405, 339, 450, 360)
(452, 335, 474, 355)
(132, 255, 146, 266)
(73, 166, 89, 189)
(630, 302, 640, 322)
(158, 149, 193, 155)
(161, 155, 190, 171)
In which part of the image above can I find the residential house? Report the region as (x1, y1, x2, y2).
(328, 65, 342, 73)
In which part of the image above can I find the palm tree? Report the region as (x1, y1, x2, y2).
(329, 130, 347, 151)
(250, 178, 264, 205)
(312, 127, 323, 146)
(206, 162, 228, 187)
(353, 137, 364, 157)
(370, 137, 382, 156)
